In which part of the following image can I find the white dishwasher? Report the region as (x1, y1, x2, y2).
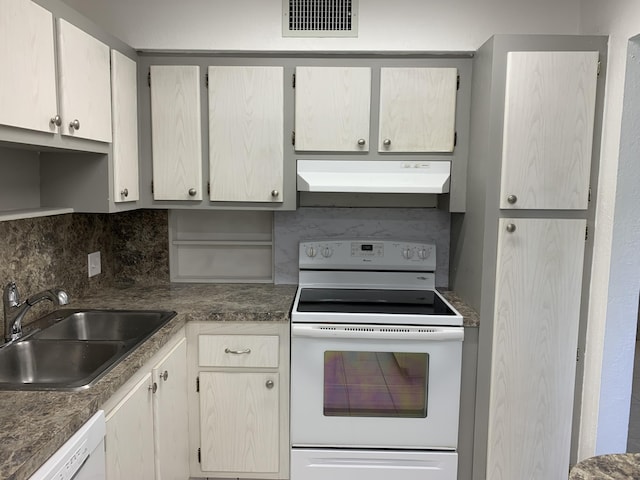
(30, 410, 106, 480)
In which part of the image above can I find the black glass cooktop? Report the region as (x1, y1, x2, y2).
(296, 288, 457, 315)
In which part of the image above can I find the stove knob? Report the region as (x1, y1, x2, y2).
(321, 247, 333, 258)
(402, 248, 414, 259)
(306, 246, 317, 258)
(417, 248, 429, 260)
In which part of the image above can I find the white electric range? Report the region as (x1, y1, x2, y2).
(290, 239, 463, 480)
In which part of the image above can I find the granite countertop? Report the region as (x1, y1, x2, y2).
(570, 453, 640, 479)
(0, 283, 478, 480)
(440, 290, 480, 327)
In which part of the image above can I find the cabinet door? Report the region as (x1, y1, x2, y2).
(106, 372, 155, 480)
(153, 337, 189, 480)
(200, 372, 279, 473)
(57, 19, 112, 142)
(500, 51, 599, 210)
(208, 66, 283, 202)
(111, 50, 139, 203)
(378, 67, 457, 152)
(294, 66, 371, 152)
(0, 0, 57, 133)
(487, 218, 586, 480)
(150, 65, 203, 201)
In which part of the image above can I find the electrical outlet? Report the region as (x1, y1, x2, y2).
(88, 251, 101, 277)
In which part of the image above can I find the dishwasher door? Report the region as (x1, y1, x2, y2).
(30, 410, 106, 480)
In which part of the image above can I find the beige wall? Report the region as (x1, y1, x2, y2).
(59, 0, 580, 51)
(578, 0, 640, 459)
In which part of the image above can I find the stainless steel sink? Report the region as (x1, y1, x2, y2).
(33, 310, 175, 342)
(0, 309, 176, 391)
(0, 340, 127, 390)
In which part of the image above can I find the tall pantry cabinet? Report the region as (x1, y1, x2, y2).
(449, 35, 607, 480)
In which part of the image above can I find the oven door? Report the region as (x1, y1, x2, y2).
(290, 323, 463, 449)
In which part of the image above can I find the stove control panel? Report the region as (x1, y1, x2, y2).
(299, 239, 436, 271)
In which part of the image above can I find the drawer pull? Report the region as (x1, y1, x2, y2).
(225, 347, 251, 355)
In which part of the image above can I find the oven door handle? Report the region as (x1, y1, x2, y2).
(291, 324, 464, 341)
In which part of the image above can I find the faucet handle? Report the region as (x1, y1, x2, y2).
(53, 288, 69, 306)
(3, 282, 20, 308)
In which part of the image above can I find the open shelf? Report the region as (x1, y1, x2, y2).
(0, 207, 74, 222)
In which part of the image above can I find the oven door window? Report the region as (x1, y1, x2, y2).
(324, 351, 428, 418)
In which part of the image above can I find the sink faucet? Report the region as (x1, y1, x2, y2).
(3, 282, 69, 342)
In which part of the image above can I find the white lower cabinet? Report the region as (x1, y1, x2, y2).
(105, 372, 155, 479)
(104, 331, 188, 480)
(200, 372, 279, 473)
(152, 337, 190, 479)
(187, 322, 290, 479)
(486, 218, 587, 479)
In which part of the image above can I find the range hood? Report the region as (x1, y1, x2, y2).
(296, 160, 451, 194)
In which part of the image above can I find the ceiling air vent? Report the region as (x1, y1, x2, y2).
(283, 0, 358, 37)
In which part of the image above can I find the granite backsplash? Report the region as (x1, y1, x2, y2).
(0, 206, 452, 337)
(0, 209, 169, 338)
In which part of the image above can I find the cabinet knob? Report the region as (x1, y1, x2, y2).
(188, 188, 197, 197)
(161, 370, 168, 381)
(50, 115, 62, 127)
(121, 188, 129, 198)
(149, 382, 158, 394)
(507, 194, 518, 205)
(383, 138, 392, 147)
(69, 119, 80, 131)
(271, 190, 279, 198)
(265, 379, 275, 389)
(357, 138, 366, 146)
(506, 223, 517, 233)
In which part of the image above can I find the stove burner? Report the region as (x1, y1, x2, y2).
(297, 288, 457, 316)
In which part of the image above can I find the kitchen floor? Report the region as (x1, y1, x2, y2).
(627, 341, 640, 452)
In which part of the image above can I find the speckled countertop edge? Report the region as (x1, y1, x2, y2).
(570, 453, 640, 479)
(0, 283, 478, 480)
(440, 290, 479, 327)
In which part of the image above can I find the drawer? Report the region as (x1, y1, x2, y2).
(199, 335, 279, 368)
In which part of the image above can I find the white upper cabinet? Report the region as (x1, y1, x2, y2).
(294, 66, 371, 152)
(294, 66, 458, 154)
(0, 0, 57, 134)
(111, 50, 139, 203)
(150, 65, 203, 201)
(378, 67, 458, 153)
(499, 51, 599, 210)
(208, 66, 284, 202)
(57, 19, 112, 142)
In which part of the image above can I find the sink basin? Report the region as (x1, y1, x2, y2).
(0, 340, 127, 390)
(0, 309, 176, 391)
(33, 310, 175, 342)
